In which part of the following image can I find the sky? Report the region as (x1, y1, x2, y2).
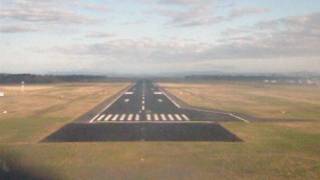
(1, 0, 320, 75)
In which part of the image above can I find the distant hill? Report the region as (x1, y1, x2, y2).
(0, 74, 113, 83)
(184, 75, 320, 84)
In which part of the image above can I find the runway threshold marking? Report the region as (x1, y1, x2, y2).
(135, 114, 140, 121)
(168, 114, 174, 121)
(154, 114, 159, 121)
(89, 83, 134, 123)
(97, 115, 105, 121)
(182, 114, 190, 121)
(120, 114, 126, 121)
(146, 114, 151, 121)
(160, 114, 167, 121)
(128, 114, 134, 121)
(104, 114, 113, 121)
(174, 114, 182, 121)
(112, 114, 119, 121)
(89, 114, 100, 123)
(92, 114, 193, 122)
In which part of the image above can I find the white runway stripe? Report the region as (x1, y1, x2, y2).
(181, 114, 190, 121)
(146, 114, 151, 121)
(154, 114, 159, 121)
(112, 114, 119, 121)
(128, 114, 134, 121)
(174, 114, 182, 121)
(97, 114, 105, 121)
(120, 114, 126, 121)
(104, 114, 113, 121)
(168, 114, 174, 121)
(160, 114, 167, 121)
(89, 114, 100, 123)
(135, 114, 140, 121)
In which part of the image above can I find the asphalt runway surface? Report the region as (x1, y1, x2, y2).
(43, 80, 242, 142)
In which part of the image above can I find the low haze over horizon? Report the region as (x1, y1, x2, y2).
(1, 0, 320, 75)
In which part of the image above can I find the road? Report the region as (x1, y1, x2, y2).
(89, 80, 191, 123)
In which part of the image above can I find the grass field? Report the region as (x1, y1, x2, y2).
(161, 81, 320, 120)
(0, 83, 129, 143)
(0, 82, 320, 179)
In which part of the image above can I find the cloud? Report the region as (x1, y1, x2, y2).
(86, 32, 115, 38)
(55, 12, 320, 64)
(220, 12, 320, 58)
(156, 0, 221, 27)
(229, 7, 270, 18)
(154, 0, 269, 27)
(158, 0, 214, 6)
(0, 25, 38, 33)
(76, 1, 109, 13)
(0, 0, 99, 24)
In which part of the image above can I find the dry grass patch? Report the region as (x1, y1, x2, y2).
(0, 83, 129, 143)
(161, 82, 320, 120)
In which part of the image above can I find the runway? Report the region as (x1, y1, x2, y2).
(43, 80, 242, 142)
(89, 80, 191, 123)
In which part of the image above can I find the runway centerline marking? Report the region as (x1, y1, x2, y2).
(124, 98, 130, 102)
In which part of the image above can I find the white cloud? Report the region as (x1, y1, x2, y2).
(85, 32, 115, 38)
(229, 7, 270, 18)
(0, 25, 38, 33)
(50, 12, 320, 73)
(0, 0, 101, 24)
(153, 0, 269, 27)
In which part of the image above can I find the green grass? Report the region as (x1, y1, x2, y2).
(2, 122, 320, 179)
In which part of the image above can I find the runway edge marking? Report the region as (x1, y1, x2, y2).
(228, 113, 250, 123)
(89, 83, 135, 123)
(154, 82, 250, 123)
(154, 83, 181, 108)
